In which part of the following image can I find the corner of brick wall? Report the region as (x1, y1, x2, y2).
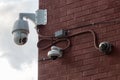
(38, 0, 120, 80)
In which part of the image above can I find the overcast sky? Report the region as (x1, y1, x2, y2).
(0, 0, 38, 80)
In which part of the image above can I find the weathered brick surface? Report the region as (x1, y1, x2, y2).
(38, 0, 120, 80)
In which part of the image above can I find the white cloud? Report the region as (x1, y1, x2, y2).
(0, 58, 37, 80)
(0, 24, 38, 70)
(0, 0, 38, 69)
(0, 0, 38, 80)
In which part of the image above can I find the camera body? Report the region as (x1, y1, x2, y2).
(12, 19, 29, 45)
(99, 42, 112, 55)
(48, 46, 62, 60)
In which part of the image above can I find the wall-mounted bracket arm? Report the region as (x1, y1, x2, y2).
(19, 9, 47, 26)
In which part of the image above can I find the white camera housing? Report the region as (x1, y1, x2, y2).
(12, 9, 47, 45)
(48, 46, 62, 60)
(99, 42, 112, 55)
(12, 19, 29, 45)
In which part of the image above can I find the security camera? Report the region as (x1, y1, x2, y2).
(47, 46, 62, 60)
(99, 42, 113, 55)
(12, 19, 29, 45)
(12, 9, 47, 45)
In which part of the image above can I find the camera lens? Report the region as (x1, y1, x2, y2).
(51, 56, 58, 60)
(19, 37, 27, 45)
(22, 37, 27, 44)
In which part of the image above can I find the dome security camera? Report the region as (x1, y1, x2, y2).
(99, 42, 113, 55)
(12, 19, 29, 45)
(12, 9, 47, 45)
(48, 46, 62, 60)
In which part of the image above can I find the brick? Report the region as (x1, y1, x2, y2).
(67, 67, 80, 74)
(66, 0, 74, 4)
(84, 51, 101, 59)
(80, 64, 98, 71)
(84, 0, 99, 4)
(48, 76, 67, 80)
(108, 69, 120, 77)
(90, 16, 106, 24)
(98, 64, 118, 73)
(82, 47, 97, 54)
(83, 69, 98, 76)
(101, 76, 117, 80)
(68, 72, 82, 80)
(39, 0, 120, 80)
(66, 2, 77, 9)
(100, 30, 117, 39)
(91, 72, 108, 80)
(60, 14, 74, 22)
(67, 19, 76, 26)
(60, 6, 67, 16)
(83, 57, 100, 65)
(97, 0, 109, 6)
(82, 76, 91, 80)
(116, 40, 120, 46)
(67, 8, 74, 15)
(75, 54, 85, 61)
(117, 75, 120, 80)
(67, 60, 83, 68)
(74, 9, 90, 18)
(106, 24, 120, 32)
(89, 4, 108, 14)
(72, 42, 94, 51)
(59, 0, 66, 7)
(73, 0, 85, 8)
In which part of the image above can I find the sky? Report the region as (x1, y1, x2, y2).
(0, 0, 38, 80)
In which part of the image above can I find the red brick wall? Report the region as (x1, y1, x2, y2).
(38, 0, 120, 80)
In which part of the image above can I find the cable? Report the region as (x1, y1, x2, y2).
(67, 29, 99, 50)
(38, 29, 99, 50)
(37, 19, 120, 50)
(66, 19, 120, 31)
(36, 27, 55, 38)
(37, 19, 120, 61)
(37, 38, 71, 50)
